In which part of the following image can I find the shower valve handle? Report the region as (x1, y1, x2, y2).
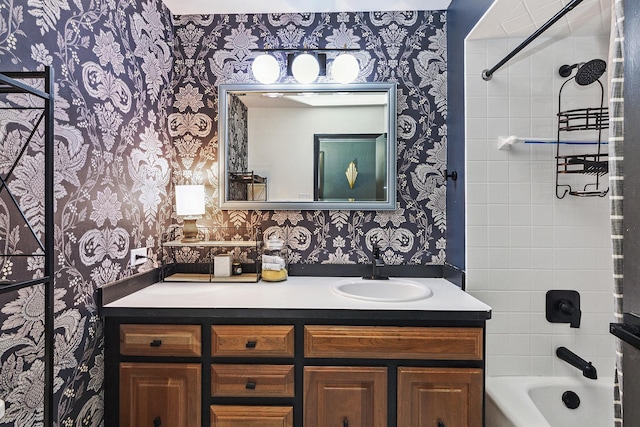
(558, 299, 581, 328)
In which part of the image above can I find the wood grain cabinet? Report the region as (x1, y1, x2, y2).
(304, 326, 484, 427)
(210, 405, 293, 427)
(105, 315, 487, 427)
(118, 324, 202, 427)
(211, 325, 295, 425)
(397, 367, 483, 427)
(120, 324, 201, 357)
(304, 366, 387, 427)
(120, 362, 201, 427)
(211, 325, 294, 357)
(211, 364, 295, 397)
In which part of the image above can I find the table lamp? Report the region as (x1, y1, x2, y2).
(175, 184, 205, 243)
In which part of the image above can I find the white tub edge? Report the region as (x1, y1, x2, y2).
(485, 376, 613, 427)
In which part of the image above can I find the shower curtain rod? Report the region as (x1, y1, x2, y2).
(482, 0, 584, 81)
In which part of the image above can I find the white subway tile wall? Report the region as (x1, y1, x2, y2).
(465, 35, 615, 377)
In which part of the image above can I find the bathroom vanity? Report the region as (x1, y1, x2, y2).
(101, 276, 491, 427)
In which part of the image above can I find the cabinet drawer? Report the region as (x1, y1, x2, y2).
(212, 325, 294, 357)
(120, 324, 201, 357)
(211, 364, 294, 397)
(211, 405, 293, 427)
(304, 326, 483, 360)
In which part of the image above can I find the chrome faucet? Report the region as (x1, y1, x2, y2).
(363, 245, 388, 280)
(556, 346, 597, 379)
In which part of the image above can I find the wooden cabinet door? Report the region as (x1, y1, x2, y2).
(120, 362, 201, 427)
(304, 366, 387, 427)
(397, 367, 483, 427)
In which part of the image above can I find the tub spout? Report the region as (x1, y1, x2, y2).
(556, 346, 597, 379)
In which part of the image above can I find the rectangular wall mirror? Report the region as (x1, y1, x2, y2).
(218, 82, 397, 210)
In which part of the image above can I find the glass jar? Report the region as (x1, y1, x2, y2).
(261, 237, 288, 282)
(232, 261, 242, 276)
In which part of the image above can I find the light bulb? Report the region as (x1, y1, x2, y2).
(331, 53, 359, 83)
(252, 54, 280, 84)
(291, 53, 320, 84)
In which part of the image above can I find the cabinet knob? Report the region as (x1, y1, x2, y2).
(245, 340, 257, 348)
(343, 417, 349, 427)
(438, 421, 445, 427)
(153, 416, 161, 427)
(245, 381, 256, 390)
(150, 339, 162, 347)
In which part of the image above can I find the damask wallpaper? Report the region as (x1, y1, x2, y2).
(0, 4, 446, 426)
(0, 0, 174, 425)
(172, 11, 448, 267)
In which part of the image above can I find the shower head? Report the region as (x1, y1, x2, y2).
(575, 59, 606, 85)
(558, 59, 606, 85)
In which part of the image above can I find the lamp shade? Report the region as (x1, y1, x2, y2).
(175, 184, 205, 217)
(291, 53, 320, 84)
(331, 53, 359, 83)
(252, 54, 280, 84)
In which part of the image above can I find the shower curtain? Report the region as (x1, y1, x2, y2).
(609, 0, 624, 425)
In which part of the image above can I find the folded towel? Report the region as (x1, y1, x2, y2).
(262, 255, 285, 264)
(262, 262, 285, 271)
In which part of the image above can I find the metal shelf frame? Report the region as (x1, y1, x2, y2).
(161, 226, 263, 282)
(0, 67, 54, 426)
(555, 78, 609, 198)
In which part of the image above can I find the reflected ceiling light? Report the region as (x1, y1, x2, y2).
(251, 54, 280, 84)
(291, 53, 320, 84)
(331, 53, 359, 84)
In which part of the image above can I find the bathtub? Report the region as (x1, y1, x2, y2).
(485, 376, 614, 427)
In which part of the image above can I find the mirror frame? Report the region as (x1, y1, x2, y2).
(218, 82, 397, 211)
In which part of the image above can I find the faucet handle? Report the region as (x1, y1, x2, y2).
(546, 290, 581, 328)
(558, 299, 581, 328)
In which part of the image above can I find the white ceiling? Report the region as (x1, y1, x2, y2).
(469, 0, 611, 39)
(162, 0, 451, 15)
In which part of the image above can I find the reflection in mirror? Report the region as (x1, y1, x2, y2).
(314, 134, 387, 202)
(218, 83, 397, 210)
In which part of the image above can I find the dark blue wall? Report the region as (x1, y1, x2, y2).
(445, 0, 493, 283)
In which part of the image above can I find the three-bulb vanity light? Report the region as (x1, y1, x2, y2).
(251, 50, 360, 85)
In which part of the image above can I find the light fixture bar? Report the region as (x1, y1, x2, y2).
(251, 47, 360, 52)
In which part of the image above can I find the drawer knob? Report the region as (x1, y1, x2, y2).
(150, 340, 162, 347)
(153, 416, 161, 426)
(343, 417, 349, 427)
(245, 340, 257, 348)
(245, 381, 256, 390)
(438, 421, 445, 427)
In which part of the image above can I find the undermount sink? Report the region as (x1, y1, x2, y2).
(332, 278, 433, 302)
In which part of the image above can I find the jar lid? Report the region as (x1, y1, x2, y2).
(265, 237, 284, 250)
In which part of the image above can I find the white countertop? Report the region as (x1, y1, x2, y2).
(103, 276, 491, 313)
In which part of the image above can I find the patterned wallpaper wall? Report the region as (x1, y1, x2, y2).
(0, 0, 174, 425)
(0, 5, 447, 426)
(172, 11, 448, 266)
